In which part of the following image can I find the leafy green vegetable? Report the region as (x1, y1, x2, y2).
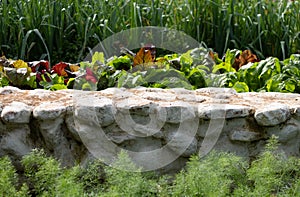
(39, 74, 67, 90)
(264, 54, 300, 93)
(0, 76, 10, 87)
(92, 52, 105, 65)
(117, 71, 147, 88)
(108, 56, 131, 70)
(187, 67, 207, 89)
(2, 46, 300, 94)
(237, 62, 261, 91)
(257, 57, 281, 82)
(233, 82, 249, 93)
(212, 49, 238, 73)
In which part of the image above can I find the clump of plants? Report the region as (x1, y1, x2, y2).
(2, 45, 300, 93)
(1, 136, 299, 196)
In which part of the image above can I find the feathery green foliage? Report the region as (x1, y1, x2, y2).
(1, 137, 300, 196)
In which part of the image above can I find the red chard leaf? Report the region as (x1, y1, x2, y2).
(85, 67, 98, 83)
(28, 60, 50, 73)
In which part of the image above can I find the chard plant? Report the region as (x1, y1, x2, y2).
(2, 45, 300, 93)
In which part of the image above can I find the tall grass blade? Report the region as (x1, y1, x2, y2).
(20, 29, 51, 64)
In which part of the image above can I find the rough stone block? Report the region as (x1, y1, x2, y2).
(74, 96, 115, 127)
(266, 119, 300, 143)
(0, 124, 33, 157)
(254, 103, 290, 126)
(33, 102, 66, 120)
(1, 101, 32, 123)
(0, 86, 20, 95)
(159, 101, 196, 123)
(229, 130, 262, 142)
(198, 104, 251, 119)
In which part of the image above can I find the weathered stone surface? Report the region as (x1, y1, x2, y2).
(0, 87, 299, 173)
(65, 115, 81, 142)
(0, 103, 5, 131)
(28, 89, 51, 98)
(74, 95, 115, 127)
(198, 104, 251, 119)
(166, 132, 198, 157)
(33, 102, 66, 120)
(1, 101, 32, 123)
(141, 91, 176, 101)
(0, 124, 33, 157)
(196, 87, 237, 95)
(0, 86, 20, 95)
(207, 134, 249, 158)
(159, 101, 196, 123)
(254, 103, 290, 126)
(196, 88, 236, 104)
(225, 105, 252, 118)
(291, 106, 300, 117)
(229, 130, 262, 142)
(266, 119, 300, 143)
(198, 104, 226, 119)
(36, 117, 79, 166)
(173, 88, 206, 102)
(164, 119, 199, 157)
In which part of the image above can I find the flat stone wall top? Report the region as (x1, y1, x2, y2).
(1, 86, 300, 137)
(1, 86, 299, 109)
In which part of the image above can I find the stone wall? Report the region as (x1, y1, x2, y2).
(0, 86, 299, 173)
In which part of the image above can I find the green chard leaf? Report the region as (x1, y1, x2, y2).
(92, 52, 105, 65)
(233, 82, 249, 92)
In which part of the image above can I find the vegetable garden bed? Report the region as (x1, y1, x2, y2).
(1, 46, 300, 93)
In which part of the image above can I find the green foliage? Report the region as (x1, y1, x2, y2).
(78, 47, 300, 94)
(233, 57, 282, 92)
(172, 152, 247, 197)
(3, 46, 300, 93)
(236, 62, 262, 91)
(117, 70, 147, 88)
(212, 49, 238, 73)
(233, 136, 300, 196)
(266, 54, 300, 93)
(187, 67, 207, 89)
(208, 72, 239, 89)
(232, 82, 249, 93)
(102, 150, 158, 196)
(0, 59, 37, 89)
(180, 47, 215, 75)
(39, 74, 67, 90)
(98, 47, 211, 90)
(92, 52, 105, 65)
(21, 149, 84, 196)
(0, 76, 9, 87)
(78, 159, 106, 194)
(1, 0, 300, 63)
(0, 156, 29, 196)
(207, 52, 300, 93)
(1, 138, 300, 196)
(108, 56, 132, 71)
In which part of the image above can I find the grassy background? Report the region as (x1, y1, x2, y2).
(0, 0, 299, 64)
